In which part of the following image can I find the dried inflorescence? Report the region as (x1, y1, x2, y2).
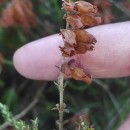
(61, 59, 92, 84)
(60, 0, 101, 84)
(0, 0, 36, 31)
(93, 0, 114, 24)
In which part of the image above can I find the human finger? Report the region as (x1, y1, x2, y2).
(13, 21, 130, 80)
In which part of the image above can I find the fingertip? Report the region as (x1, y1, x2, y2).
(13, 35, 63, 80)
(13, 44, 34, 79)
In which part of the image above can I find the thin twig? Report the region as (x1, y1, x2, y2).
(56, 1, 68, 129)
(0, 82, 46, 130)
(58, 57, 65, 130)
(57, 5, 70, 130)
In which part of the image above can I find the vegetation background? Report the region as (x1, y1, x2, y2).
(0, 0, 130, 130)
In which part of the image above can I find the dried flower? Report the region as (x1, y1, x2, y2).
(74, 1, 98, 15)
(66, 14, 84, 29)
(60, 29, 76, 46)
(0, 0, 36, 31)
(61, 60, 92, 84)
(74, 30, 97, 44)
(70, 67, 92, 84)
(59, 46, 75, 57)
(74, 43, 94, 54)
(81, 14, 101, 26)
(62, 0, 75, 12)
(60, 0, 101, 83)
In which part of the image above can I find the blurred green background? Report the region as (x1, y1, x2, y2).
(0, 0, 130, 130)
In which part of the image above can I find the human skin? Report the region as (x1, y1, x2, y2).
(13, 21, 130, 129)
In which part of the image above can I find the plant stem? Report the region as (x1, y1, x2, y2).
(57, 3, 69, 130)
(58, 56, 65, 130)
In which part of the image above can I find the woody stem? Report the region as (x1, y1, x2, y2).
(58, 6, 69, 130)
(58, 57, 65, 130)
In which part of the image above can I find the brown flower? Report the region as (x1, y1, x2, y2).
(81, 14, 101, 26)
(60, 0, 101, 84)
(0, 0, 36, 31)
(70, 67, 92, 84)
(74, 30, 97, 44)
(60, 29, 76, 46)
(61, 60, 92, 84)
(74, 1, 98, 15)
(60, 28, 96, 56)
(61, 62, 71, 76)
(62, 0, 75, 12)
(74, 29, 96, 54)
(74, 43, 94, 54)
(59, 46, 75, 57)
(66, 14, 84, 29)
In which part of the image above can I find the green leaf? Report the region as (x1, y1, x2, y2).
(1, 88, 18, 110)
